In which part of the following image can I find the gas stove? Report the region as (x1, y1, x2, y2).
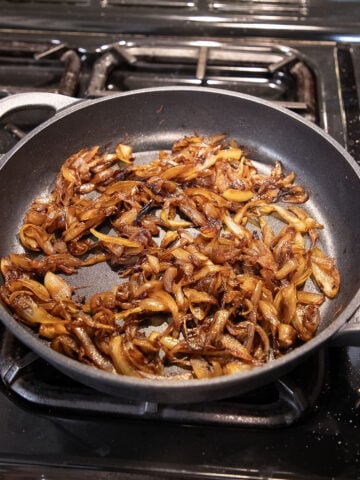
(0, 6, 360, 480)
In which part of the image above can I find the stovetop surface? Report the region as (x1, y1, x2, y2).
(0, 22, 359, 480)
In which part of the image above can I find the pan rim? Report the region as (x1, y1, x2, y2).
(0, 86, 359, 398)
(1, 86, 359, 179)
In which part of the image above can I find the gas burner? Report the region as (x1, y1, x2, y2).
(85, 41, 317, 124)
(0, 40, 80, 97)
(0, 38, 319, 156)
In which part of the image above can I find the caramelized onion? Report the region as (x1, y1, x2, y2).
(0, 134, 340, 380)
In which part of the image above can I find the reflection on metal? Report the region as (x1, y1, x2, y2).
(107, 0, 195, 6)
(210, 0, 309, 19)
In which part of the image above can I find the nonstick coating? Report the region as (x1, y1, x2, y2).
(0, 87, 359, 404)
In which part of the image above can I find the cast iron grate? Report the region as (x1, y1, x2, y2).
(0, 38, 317, 153)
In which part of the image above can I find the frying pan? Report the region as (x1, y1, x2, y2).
(0, 87, 359, 404)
